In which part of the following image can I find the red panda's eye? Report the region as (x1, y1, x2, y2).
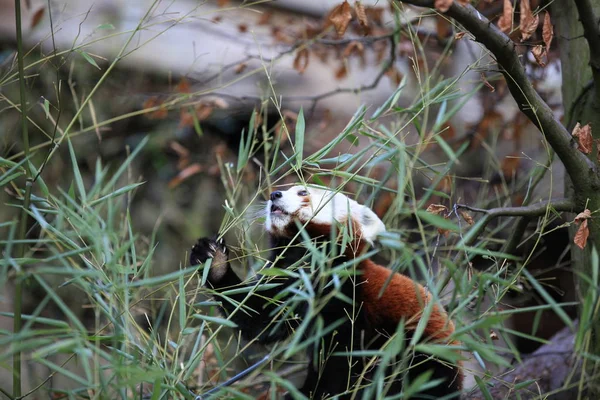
(297, 190, 308, 197)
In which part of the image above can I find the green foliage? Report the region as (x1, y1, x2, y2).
(1, 2, 596, 400)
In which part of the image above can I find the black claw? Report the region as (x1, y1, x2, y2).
(190, 236, 227, 266)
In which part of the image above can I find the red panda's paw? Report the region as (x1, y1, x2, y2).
(190, 237, 229, 282)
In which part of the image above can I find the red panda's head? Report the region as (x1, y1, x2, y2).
(265, 185, 386, 246)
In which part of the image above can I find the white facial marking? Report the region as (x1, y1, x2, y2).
(265, 185, 386, 243)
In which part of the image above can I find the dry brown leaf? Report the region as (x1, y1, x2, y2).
(179, 109, 194, 128)
(572, 122, 593, 154)
(257, 11, 273, 25)
(532, 45, 546, 67)
(574, 219, 589, 249)
(168, 164, 203, 189)
(497, 0, 513, 33)
(343, 41, 364, 57)
(454, 31, 467, 40)
(234, 63, 247, 74)
(438, 227, 450, 237)
(355, 1, 368, 28)
(196, 104, 214, 121)
(176, 78, 191, 94)
(143, 97, 168, 120)
(293, 48, 310, 74)
(436, 175, 453, 193)
(170, 141, 189, 158)
(519, 0, 539, 41)
(217, 0, 229, 6)
(328, 1, 353, 36)
(575, 209, 591, 223)
(31, 7, 45, 28)
(435, 0, 453, 12)
(335, 64, 348, 80)
(238, 23, 248, 33)
(426, 204, 448, 215)
(457, 0, 470, 5)
(386, 66, 403, 86)
(365, 7, 384, 25)
(459, 210, 474, 225)
(543, 12, 553, 50)
(489, 330, 499, 340)
(501, 155, 521, 179)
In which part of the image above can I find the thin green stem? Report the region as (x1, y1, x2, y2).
(13, 0, 32, 397)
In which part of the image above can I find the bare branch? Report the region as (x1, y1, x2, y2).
(395, 1, 597, 193)
(456, 198, 576, 217)
(455, 198, 575, 247)
(573, 0, 600, 106)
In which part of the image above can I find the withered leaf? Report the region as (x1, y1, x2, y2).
(355, 1, 368, 28)
(335, 64, 348, 80)
(168, 164, 203, 189)
(386, 66, 403, 86)
(176, 78, 191, 93)
(257, 11, 272, 25)
(426, 204, 448, 215)
(543, 12, 553, 50)
(328, 1, 353, 36)
(343, 41, 364, 57)
(293, 48, 310, 74)
(572, 122, 593, 154)
(532, 45, 546, 67)
(234, 63, 247, 74)
(434, 0, 453, 12)
(143, 96, 168, 120)
(574, 219, 589, 249)
(489, 330, 499, 341)
(457, 0, 469, 5)
(497, 0, 513, 33)
(196, 104, 214, 121)
(459, 210, 474, 225)
(575, 209, 591, 223)
(519, 0, 539, 41)
(501, 155, 521, 179)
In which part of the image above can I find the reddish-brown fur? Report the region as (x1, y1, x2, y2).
(306, 217, 464, 389)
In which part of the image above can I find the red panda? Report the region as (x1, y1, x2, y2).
(191, 185, 462, 399)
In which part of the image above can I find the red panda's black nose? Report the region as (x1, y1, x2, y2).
(270, 191, 282, 201)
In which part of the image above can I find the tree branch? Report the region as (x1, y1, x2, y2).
(395, 1, 597, 193)
(573, 0, 600, 115)
(457, 198, 576, 217)
(462, 322, 581, 399)
(455, 198, 576, 247)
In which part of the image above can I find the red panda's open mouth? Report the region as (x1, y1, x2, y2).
(270, 204, 288, 215)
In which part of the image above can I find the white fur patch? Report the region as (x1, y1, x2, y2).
(265, 185, 386, 244)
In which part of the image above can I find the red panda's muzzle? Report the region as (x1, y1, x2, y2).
(270, 204, 288, 215)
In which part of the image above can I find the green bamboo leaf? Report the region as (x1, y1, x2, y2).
(67, 138, 87, 203)
(192, 314, 237, 328)
(295, 107, 305, 168)
(78, 50, 101, 69)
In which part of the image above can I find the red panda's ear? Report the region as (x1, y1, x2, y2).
(360, 206, 386, 244)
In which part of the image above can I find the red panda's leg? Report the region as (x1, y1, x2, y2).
(190, 237, 295, 343)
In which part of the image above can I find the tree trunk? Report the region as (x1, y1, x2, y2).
(552, 0, 600, 393)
